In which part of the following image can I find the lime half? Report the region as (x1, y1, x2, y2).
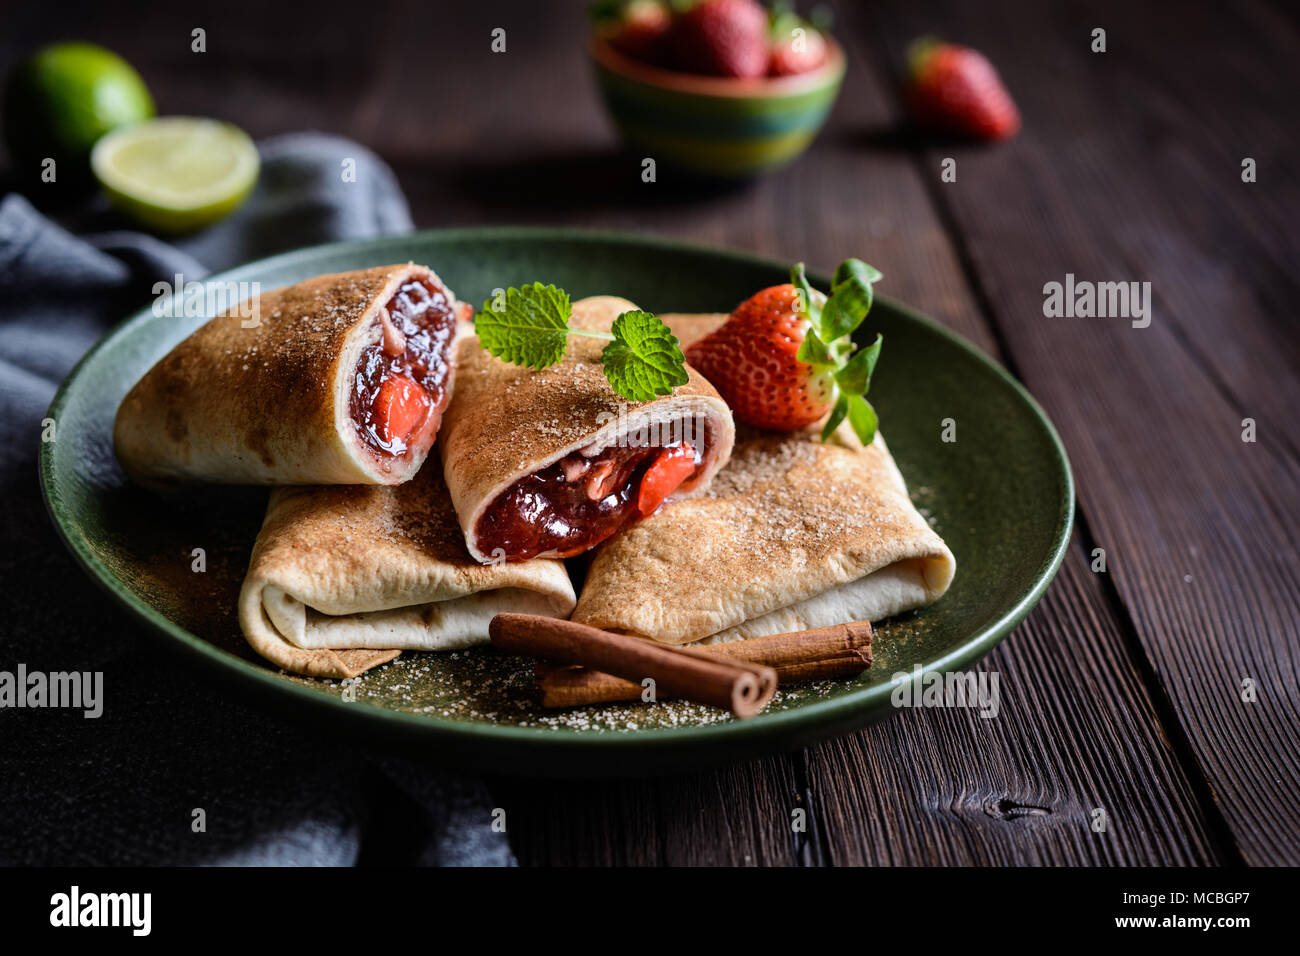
(91, 117, 259, 233)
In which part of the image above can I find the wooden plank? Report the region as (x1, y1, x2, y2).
(807, 544, 1224, 865)
(866, 0, 1300, 864)
(491, 758, 811, 866)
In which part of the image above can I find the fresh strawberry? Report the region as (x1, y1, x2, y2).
(672, 0, 769, 79)
(686, 284, 835, 431)
(905, 39, 1020, 141)
(637, 442, 698, 515)
(689, 261, 886, 444)
(770, 24, 828, 76)
(609, 0, 672, 65)
(372, 374, 430, 446)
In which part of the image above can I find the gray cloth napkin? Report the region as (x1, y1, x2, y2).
(0, 134, 513, 866)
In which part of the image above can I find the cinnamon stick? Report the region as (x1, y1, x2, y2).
(536, 621, 873, 709)
(489, 614, 778, 719)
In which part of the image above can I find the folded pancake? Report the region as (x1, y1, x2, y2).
(115, 263, 470, 486)
(238, 465, 577, 679)
(439, 296, 736, 564)
(571, 313, 955, 645)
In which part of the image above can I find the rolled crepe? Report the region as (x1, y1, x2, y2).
(238, 464, 576, 679)
(115, 263, 470, 486)
(439, 296, 736, 563)
(571, 313, 955, 644)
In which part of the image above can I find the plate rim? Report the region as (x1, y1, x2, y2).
(39, 225, 1075, 753)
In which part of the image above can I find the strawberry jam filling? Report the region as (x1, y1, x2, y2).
(350, 278, 458, 457)
(476, 435, 707, 561)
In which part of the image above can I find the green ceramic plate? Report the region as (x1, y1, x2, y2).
(40, 228, 1072, 775)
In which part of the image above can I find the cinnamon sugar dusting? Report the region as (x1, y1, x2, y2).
(287, 649, 858, 730)
(122, 264, 440, 484)
(571, 421, 949, 644)
(696, 431, 904, 554)
(261, 464, 478, 569)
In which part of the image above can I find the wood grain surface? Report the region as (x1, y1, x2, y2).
(865, 0, 1300, 866)
(4, 0, 1294, 865)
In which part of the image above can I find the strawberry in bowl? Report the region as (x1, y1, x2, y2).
(605, 0, 674, 66)
(671, 0, 771, 78)
(599, 0, 835, 79)
(687, 259, 884, 444)
(590, 1, 845, 177)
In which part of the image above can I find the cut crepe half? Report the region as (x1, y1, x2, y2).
(238, 465, 576, 679)
(115, 263, 470, 486)
(439, 296, 736, 563)
(571, 313, 955, 645)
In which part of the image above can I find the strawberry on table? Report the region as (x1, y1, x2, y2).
(672, 0, 770, 79)
(905, 38, 1020, 141)
(686, 260, 884, 444)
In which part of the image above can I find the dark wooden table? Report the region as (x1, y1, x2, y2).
(6, 0, 1297, 865)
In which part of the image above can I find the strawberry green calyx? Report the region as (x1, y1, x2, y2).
(906, 35, 943, 79)
(790, 259, 884, 445)
(768, 4, 801, 40)
(475, 283, 687, 402)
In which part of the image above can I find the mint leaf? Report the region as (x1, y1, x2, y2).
(475, 282, 572, 370)
(474, 285, 690, 402)
(846, 394, 878, 446)
(601, 311, 689, 402)
(821, 394, 849, 441)
(834, 333, 882, 395)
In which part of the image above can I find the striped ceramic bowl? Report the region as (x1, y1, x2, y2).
(590, 34, 846, 178)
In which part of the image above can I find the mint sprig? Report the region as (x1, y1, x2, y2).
(476, 284, 688, 402)
(603, 310, 690, 401)
(791, 260, 884, 445)
(474, 282, 571, 369)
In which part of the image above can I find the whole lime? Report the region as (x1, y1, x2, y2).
(2, 42, 155, 182)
